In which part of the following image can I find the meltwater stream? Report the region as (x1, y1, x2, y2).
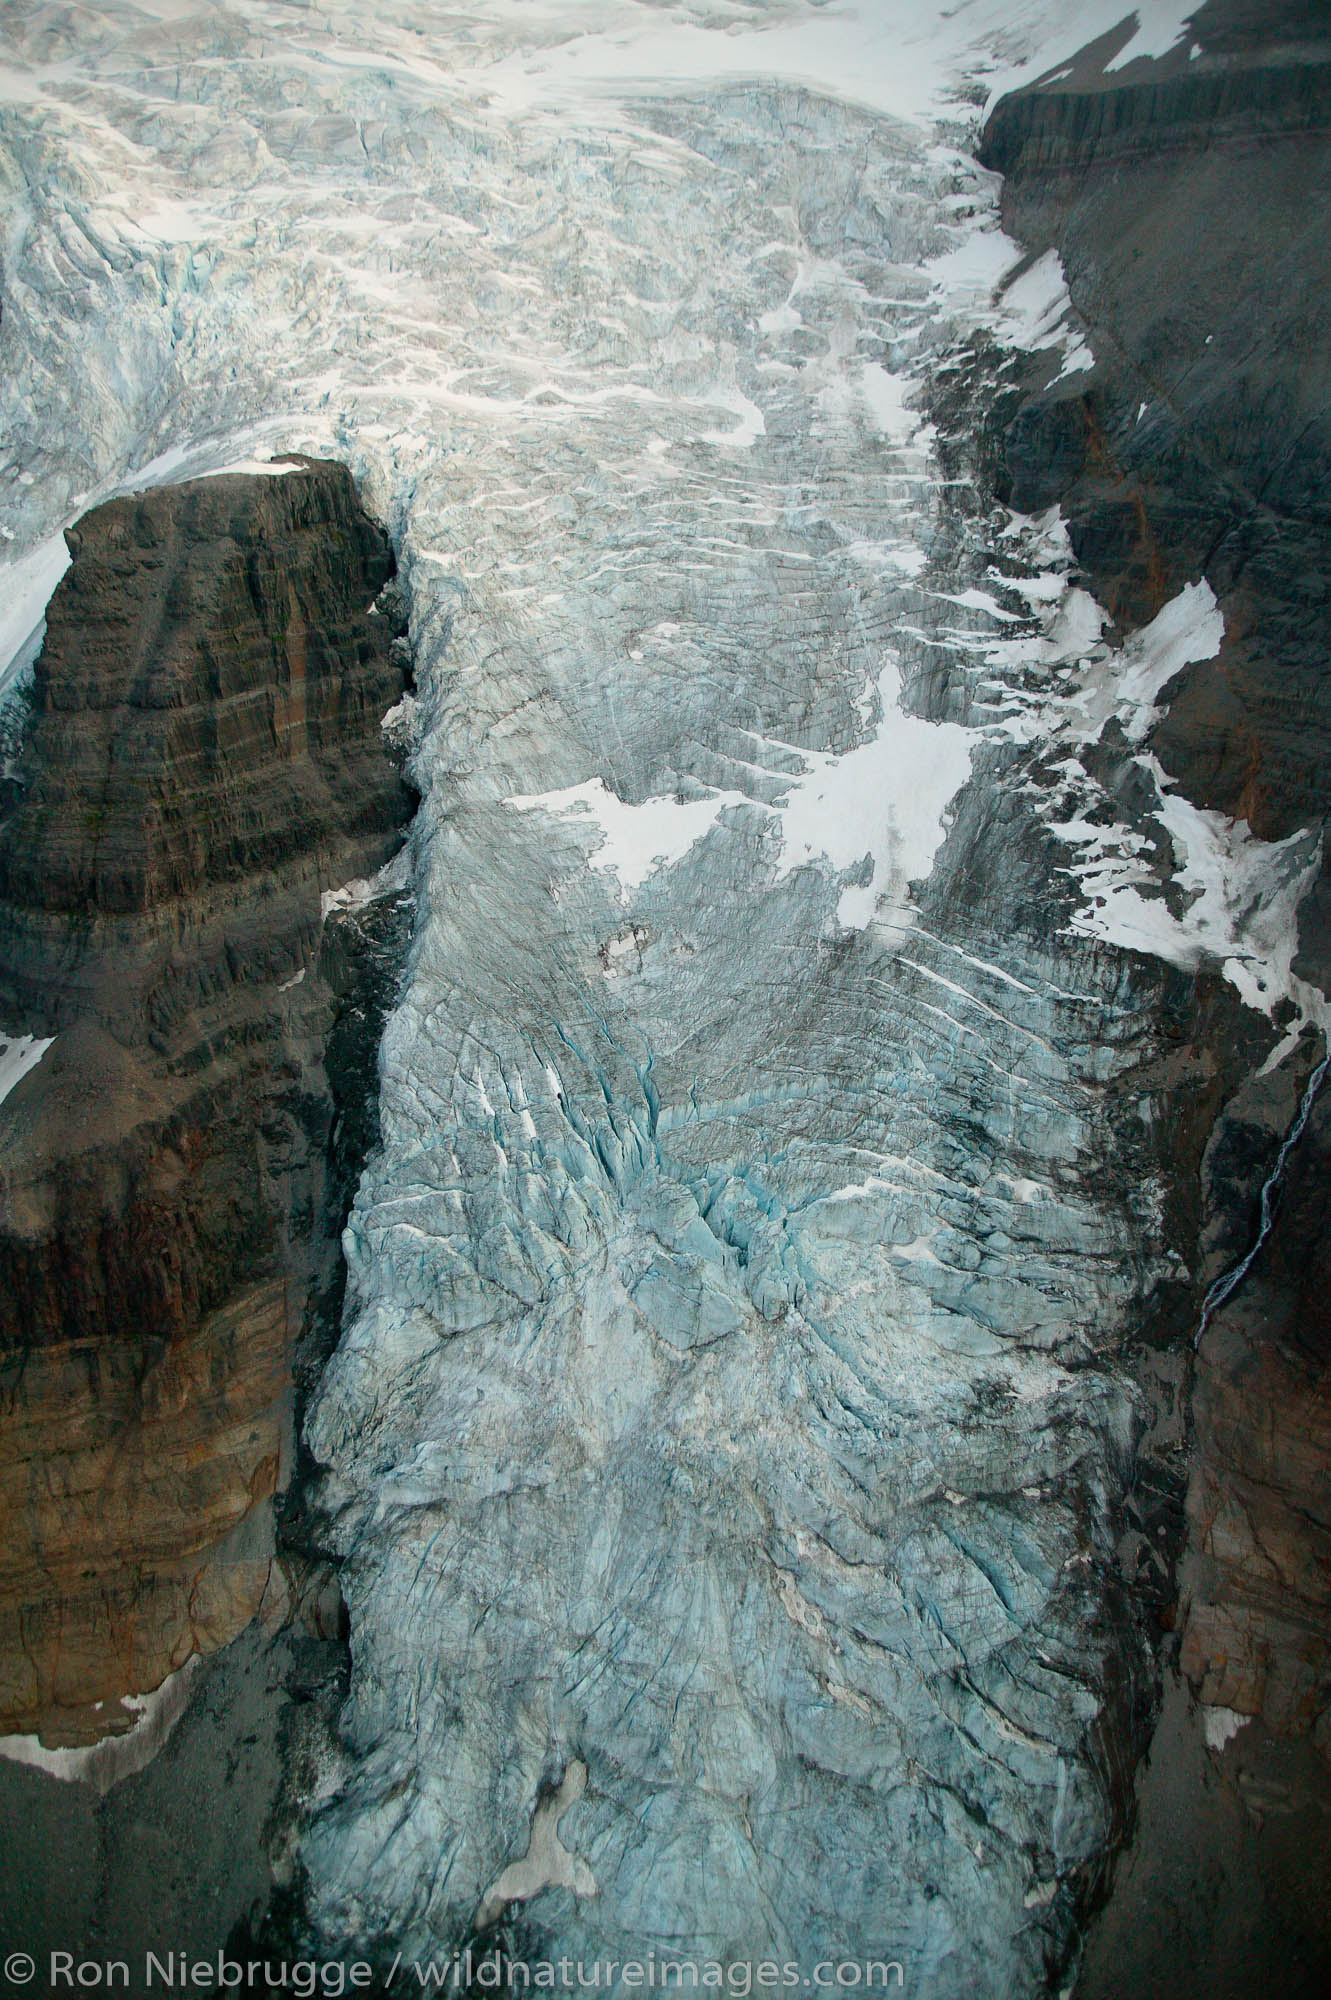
(1196, 1050, 1331, 1349)
(2, 4, 1323, 1994)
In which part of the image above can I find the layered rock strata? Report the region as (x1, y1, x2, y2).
(0, 459, 413, 1746)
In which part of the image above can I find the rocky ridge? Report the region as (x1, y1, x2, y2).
(0, 458, 414, 1746)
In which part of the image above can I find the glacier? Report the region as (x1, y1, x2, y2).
(2, 0, 1309, 1992)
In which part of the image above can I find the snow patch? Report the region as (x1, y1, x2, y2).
(475, 1760, 597, 1930)
(976, 556, 1318, 1024)
(926, 235, 1093, 385)
(512, 657, 974, 931)
(468, 2, 1196, 133)
(506, 778, 747, 899)
(1056, 763, 1320, 1017)
(699, 383, 766, 451)
(860, 364, 922, 443)
(765, 658, 976, 931)
(0, 1031, 54, 1109)
(1203, 1705, 1250, 1753)
(0, 533, 71, 694)
(0, 1657, 201, 1794)
(1063, 581, 1224, 746)
(198, 457, 306, 480)
(321, 844, 411, 921)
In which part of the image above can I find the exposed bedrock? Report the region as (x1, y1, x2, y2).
(0, 459, 414, 1745)
(980, 1, 1331, 1985)
(980, 1, 1331, 846)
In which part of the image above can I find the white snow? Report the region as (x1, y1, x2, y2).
(506, 778, 749, 898)
(699, 383, 766, 451)
(1052, 759, 1321, 1018)
(999, 250, 1094, 375)
(0, 1657, 200, 1793)
(970, 549, 1319, 1025)
(1202, 1705, 1250, 1753)
(860, 364, 923, 443)
(925, 234, 1094, 386)
(320, 844, 411, 921)
(764, 659, 976, 931)
(509, 656, 973, 933)
(198, 458, 306, 480)
(0, 1032, 54, 1109)
(1102, 4, 1198, 72)
(465, 0, 1196, 130)
(1064, 580, 1225, 745)
(0, 533, 70, 694)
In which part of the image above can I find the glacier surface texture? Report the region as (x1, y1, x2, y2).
(1, 2, 1307, 1992)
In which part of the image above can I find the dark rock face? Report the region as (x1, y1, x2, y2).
(981, 9, 1331, 844)
(0, 460, 413, 1744)
(0, 460, 410, 1037)
(1182, 1066, 1331, 1731)
(980, 3, 1331, 1988)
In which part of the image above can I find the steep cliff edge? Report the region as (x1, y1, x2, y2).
(0, 460, 413, 1747)
(981, 2, 1331, 1987)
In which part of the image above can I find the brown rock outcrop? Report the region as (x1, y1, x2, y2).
(0, 458, 414, 1745)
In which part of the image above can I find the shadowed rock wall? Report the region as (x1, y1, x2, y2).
(0, 459, 413, 1745)
(981, 3, 1331, 1989)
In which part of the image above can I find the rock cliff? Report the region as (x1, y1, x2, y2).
(0, 459, 413, 1745)
(979, 1, 1331, 1986)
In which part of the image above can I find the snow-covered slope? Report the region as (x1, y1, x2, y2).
(6, 2, 1313, 1991)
